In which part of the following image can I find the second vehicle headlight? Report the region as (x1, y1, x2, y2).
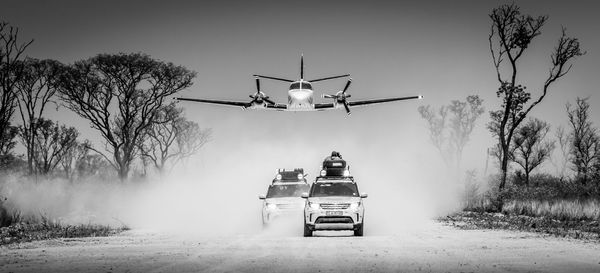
(349, 202, 360, 210)
(266, 203, 277, 210)
(308, 202, 320, 210)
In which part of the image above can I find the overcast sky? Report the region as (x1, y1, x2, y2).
(2, 1, 599, 198)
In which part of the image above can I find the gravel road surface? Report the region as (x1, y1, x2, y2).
(1, 222, 599, 273)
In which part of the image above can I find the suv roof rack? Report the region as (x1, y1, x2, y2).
(315, 176, 354, 182)
(272, 168, 308, 184)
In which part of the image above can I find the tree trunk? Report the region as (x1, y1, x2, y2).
(27, 149, 33, 174)
(499, 150, 508, 190)
(118, 165, 129, 181)
(27, 124, 35, 175)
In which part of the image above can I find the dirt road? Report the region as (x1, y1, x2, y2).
(1, 223, 599, 273)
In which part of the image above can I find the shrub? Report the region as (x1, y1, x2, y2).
(0, 221, 128, 245)
(501, 173, 600, 200)
(502, 199, 600, 221)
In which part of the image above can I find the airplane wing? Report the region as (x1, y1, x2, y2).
(176, 97, 288, 110)
(175, 97, 250, 108)
(347, 95, 422, 107)
(314, 95, 422, 111)
(266, 104, 287, 110)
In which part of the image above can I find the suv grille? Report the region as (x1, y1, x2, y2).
(315, 216, 354, 224)
(320, 203, 350, 209)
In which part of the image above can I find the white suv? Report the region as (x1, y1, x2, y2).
(302, 177, 367, 236)
(259, 182, 310, 225)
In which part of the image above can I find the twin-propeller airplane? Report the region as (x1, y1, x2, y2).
(175, 56, 422, 115)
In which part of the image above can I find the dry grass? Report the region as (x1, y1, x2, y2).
(0, 220, 128, 246)
(453, 174, 600, 240)
(503, 199, 600, 221)
(442, 211, 600, 241)
(0, 207, 128, 245)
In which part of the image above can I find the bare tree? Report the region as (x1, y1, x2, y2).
(173, 119, 211, 166)
(488, 3, 584, 190)
(448, 95, 485, 170)
(418, 95, 484, 172)
(566, 97, 599, 184)
(0, 124, 18, 168)
(418, 104, 449, 165)
(14, 58, 63, 174)
(549, 126, 572, 180)
(0, 21, 33, 158)
(20, 118, 78, 175)
(60, 139, 91, 181)
(512, 118, 555, 186)
(76, 154, 114, 180)
(139, 103, 211, 173)
(462, 169, 481, 209)
(57, 53, 196, 180)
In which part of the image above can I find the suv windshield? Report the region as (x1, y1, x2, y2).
(267, 184, 309, 198)
(278, 171, 303, 181)
(310, 182, 359, 197)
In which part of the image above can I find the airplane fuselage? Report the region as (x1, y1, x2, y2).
(287, 80, 316, 111)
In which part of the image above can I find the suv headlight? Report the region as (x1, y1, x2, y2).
(308, 202, 320, 210)
(349, 202, 360, 210)
(266, 203, 277, 210)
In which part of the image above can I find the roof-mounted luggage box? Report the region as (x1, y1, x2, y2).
(321, 158, 348, 177)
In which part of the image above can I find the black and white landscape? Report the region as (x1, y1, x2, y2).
(0, 1, 599, 272)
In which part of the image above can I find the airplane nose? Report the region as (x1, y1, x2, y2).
(293, 91, 310, 100)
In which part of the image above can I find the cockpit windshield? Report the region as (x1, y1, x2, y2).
(289, 82, 312, 90)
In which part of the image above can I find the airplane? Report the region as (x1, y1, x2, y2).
(175, 56, 423, 115)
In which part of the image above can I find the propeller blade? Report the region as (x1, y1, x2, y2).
(264, 97, 276, 105)
(308, 74, 350, 83)
(322, 94, 336, 99)
(253, 74, 294, 83)
(342, 78, 352, 93)
(255, 77, 261, 92)
(343, 101, 351, 115)
(301, 55, 304, 79)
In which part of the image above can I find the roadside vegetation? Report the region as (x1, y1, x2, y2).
(0, 219, 129, 246)
(451, 152, 599, 240)
(420, 4, 597, 239)
(0, 20, 210, 244)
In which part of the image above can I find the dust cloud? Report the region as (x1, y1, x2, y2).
(1, 111, 470, 237)
(1, 147, 462, 238)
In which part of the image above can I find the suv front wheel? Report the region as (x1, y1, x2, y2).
(354, 222, 364, 236)
(303, 222, 313, 237)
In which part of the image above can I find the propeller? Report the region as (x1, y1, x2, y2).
(322, 78, 353, 115)
(250, 77, 275, 105)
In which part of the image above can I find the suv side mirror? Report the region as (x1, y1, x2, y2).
(360, 193, 368, 198)
(258, 194, 266, 200)
(301, 192, 309, 199)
